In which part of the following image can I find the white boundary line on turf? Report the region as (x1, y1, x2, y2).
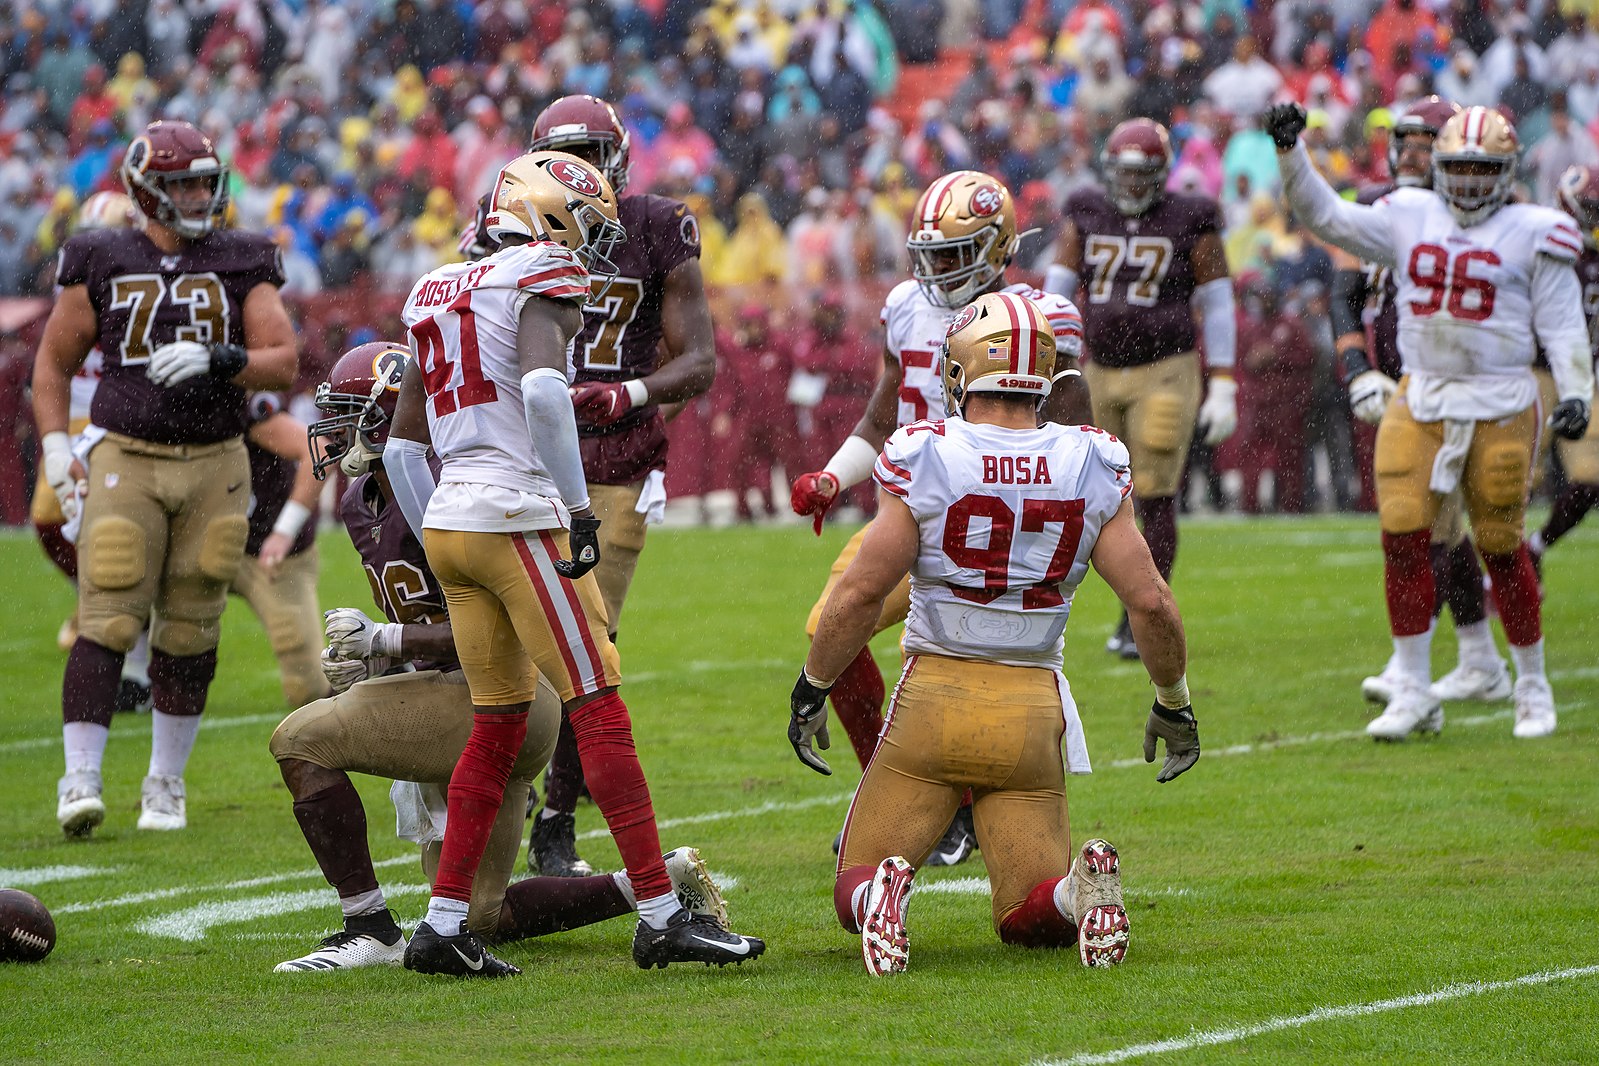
(0, 864, 118, 887)
(135, 884, 431, 942)
(54, 855, 417, 915)
(0, 713, 284, 756)
(1032, 964, 1599, 1066)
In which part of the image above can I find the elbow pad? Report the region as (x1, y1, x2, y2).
(1330, 268, 1369, 341)
(1191, 278, 1236, 370)
(521, 368, 592, 513)
(385, 436, 435, 542)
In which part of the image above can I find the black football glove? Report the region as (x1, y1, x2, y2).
(788, 671, 833, 776)
(1144, 701, 1200, 783)
(554, 515, 602, 579)
(1262, 102, 1308, 151)
(1549, 397, 1592, 441)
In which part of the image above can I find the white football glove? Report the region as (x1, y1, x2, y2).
(1348, 370, 1397, 425)
(321, 647, 373, 694)
(323, 607, 403, 662)
(145, 340, 214, 387)
(41, 431, 85, 523)
(1196, 376, 1238, 446)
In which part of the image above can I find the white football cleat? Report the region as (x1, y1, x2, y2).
(274, 929, 406, 972)
(861, 856, 914, 976)
(1512, 676, 1557, 739)
(664, 847, 729, 931)
(1360, 658, 1405, 705)
(1430, 659, 1512, 703)
(1366, 683, 1443, 741)
(137, 774, 186, 831)
(1069, 839, 1128, 967)
(57, 769, 105, 838)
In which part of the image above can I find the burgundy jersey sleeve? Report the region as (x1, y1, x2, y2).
(644, 194, 702, 278)
(242, 392, 315, 558)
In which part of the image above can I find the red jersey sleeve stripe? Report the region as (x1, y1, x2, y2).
(518, 264, 589, 288)
(873, 471, 909, 497)
(878, 454, 913, 481)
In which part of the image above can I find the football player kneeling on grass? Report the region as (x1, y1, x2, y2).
(789, 292, 1200, 976)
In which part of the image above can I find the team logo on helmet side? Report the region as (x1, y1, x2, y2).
(371, 347, 407, 389)
(948, 304, 980, 334)
(970, 184, 1004, 217)
(550, 159, 603, 197)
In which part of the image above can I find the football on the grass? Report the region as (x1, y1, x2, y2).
(0, 889, 56, 962)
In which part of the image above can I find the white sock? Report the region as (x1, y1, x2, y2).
(1509, 639, 1546, 682)
(611, 871, 637, 909)
(1529, 530, 1547, 555)
(637, 890, 683, 930)
(122, 630, 151, 686)
(148, 710, 202, 778)
(1054, 872, 1077, 922)
(851, 881, 872, 926)
(63, 722, 110, 776)
(423, 896, 469, 936)
(340, 888, 387, 919)
(539, 806, 567, 821)
(1392, 627, 1434, 685)
(1454, 621, 1497, 668)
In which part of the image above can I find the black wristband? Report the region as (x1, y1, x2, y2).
(209, 342, 248, 380)
(1149, 700, 1196, 725)
(569, 515, 602, 534)
(1336, 346, 1373, 387)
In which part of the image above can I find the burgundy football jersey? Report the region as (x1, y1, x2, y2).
(338, 471, 447, 628)
(1064, 186, 1222, 367)
(1579, 244, 1599, 355)
(56, 227, 284, 444)
(243, 393, 316, 558)
(1356, 182, 1404, 379)
(573, 193, 701, 485)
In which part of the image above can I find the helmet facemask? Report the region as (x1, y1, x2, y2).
(308, 374, 396, 480)
(909, 227, 1003, 309)
(1107, 160, 1167, 215)
(129, 164, 229, 239)
(1432, 155, 1515, 226)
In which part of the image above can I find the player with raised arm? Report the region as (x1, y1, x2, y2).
(1267, 102, 1595, 739)
(385, 151, 764, 977)
(788, 292, 1199, 974)
(33, 120, 297, 836)
(789, 171, 1090, 864)
(1044, 117, 1238, 660)
(524, 95, 717, 878)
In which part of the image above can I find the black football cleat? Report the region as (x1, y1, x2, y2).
(114, 679, 152, 714)
(528, 809, 595, 877)
(632, 910, 766, 970)
(402, 921, 520, 978)
(922, 812, 976, 867)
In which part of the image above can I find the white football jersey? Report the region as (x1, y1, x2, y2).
(880, 280, 1084, 426)
(69, 348, 103, 420)
(400, 241, 591, 532)
(875, 417, 1131, 671)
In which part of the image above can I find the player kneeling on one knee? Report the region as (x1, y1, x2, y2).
(787, 292, 1201, 976)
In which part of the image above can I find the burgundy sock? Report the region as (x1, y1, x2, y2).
(829, 646, 885, 769)
(569, 692, 670, 901)
(1135, 495, 1178, 581)
(1442, 537, 1487, 627)
(1428, 543, 1450, 618)
(542, 712, 583, 814)
(833, 864, 877, 933)
(63, 638, 125, 727)
(1542, 483, 1599, 547)
(35, 521, 77, 580)
(1481, 546, 1543, 646)
(1382, 530, 1435, 637)
(999, 877, 1079, 949)
(149, 649, 217, 717)
(292, 778, 379, 900)
(433, 711, 528, 903)
(495, 874, 631, 941)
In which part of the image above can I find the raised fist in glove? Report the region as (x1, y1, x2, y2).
(1549, 397, 1592, 440)
(570, 381, 637, 428)
(788, 670, 834, 775)
(1348, 370, 1397, 425)
(146, 340, 248, 387)
(790, 471, 840, 535)
(1196, 376, 1238, 446)
(1262, 102, 1308, 151)
(324, 607, 402, 661)
(1144, 702, 1200, 783)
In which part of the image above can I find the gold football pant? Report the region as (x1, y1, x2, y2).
(269, 669, 562, 937)
(805, 522, 912, 639)
(587, 480, 648, 639)
(231, 547, 330, 708)
(838, 654, 1071, 934)
(1083, 351, 1202, 499)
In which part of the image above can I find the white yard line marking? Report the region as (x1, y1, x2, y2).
(1033, 964, 1599, 1066)
(0, 713, 284, 756)
(54, 855, 416, 916)
(626, 658, 789, 684)
(136, 884, 430, 942)
(576, 792, 850, 842)
(0, 864, 118, 887)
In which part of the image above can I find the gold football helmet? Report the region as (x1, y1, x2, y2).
(484, 150, 625, 278)
(1431, 106, 1519, 226)
(940, 291, 1057, 414)
(907, 170, 1018, 308)
(76, 191, 134, 231)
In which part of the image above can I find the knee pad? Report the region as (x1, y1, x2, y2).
(268, 716, 300, 761)
(1130, 466, 1163, 499)
(1471, 443, 1530, 509)
(1140, 392, 1186, 454)
(199, 514, 249, 581)
(84, 516, 146, 591)
(151, 616, 220, 657)
(1375, 444, 1427, 533)
(86, 612, 146, 654)
(1473, 517, 1521, 557)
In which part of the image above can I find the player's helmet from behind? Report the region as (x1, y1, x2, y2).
(485, 151, 625, 282)
(120, 120, 229, 239)
(1432, 106, 1519, 226)
(308, 341, 410, 480)
(940, 291, 1058, 414)
(1101, 118, 1172, 216)
(1556, 165, 1599, 236)
(76, 191, 134, 231)
(907, 170, 1019, 309)
(1388, 96, 1459, 188)
(530, 94, 632, 195)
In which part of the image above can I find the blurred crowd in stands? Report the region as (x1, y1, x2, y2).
(2, 0, 1597, 521)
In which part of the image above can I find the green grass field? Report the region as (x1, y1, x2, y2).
(1, 515, 1597, 1064)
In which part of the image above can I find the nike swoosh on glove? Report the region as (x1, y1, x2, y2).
(790, 471, 840, 536)
(1348, 370, 1397, 425)
(570, 382, 632, 427)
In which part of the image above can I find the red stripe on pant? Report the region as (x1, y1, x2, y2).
(538, 530, 609, 686)
(570, 691, 672, 900)
(432, 711, 528, 903)
(512, 532, 587, 689)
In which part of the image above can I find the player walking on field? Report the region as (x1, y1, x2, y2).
(789, 291, 1200, 974)
(1268, 102, 1595, 739)
(33, 120, 298, 836)
(385, 151, 764, 976)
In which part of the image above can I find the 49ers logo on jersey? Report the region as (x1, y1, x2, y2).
(947, 304, 979, 335)
(970, 184, 1004, 217)
(550, 159, 602, 197)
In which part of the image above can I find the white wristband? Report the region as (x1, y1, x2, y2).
(823, 434, 880, 492)
(42, 430, 73, 464)
(372, 621, 406, 659)
(1154, 675, 1191, 709)
(624, 378, 650, 408)
(272, 500, 312, 540)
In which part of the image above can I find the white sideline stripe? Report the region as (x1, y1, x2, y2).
(0, 712, 283, 756)
(913, 878, 1191, 899)
(0, 864, 117, 887)
(1033, 964, 1599, 1066)
(135, 883, 430, 942)
(576, 792, 850, 842)
(54, 855, 416, 915)
(627, 657, 789, 684)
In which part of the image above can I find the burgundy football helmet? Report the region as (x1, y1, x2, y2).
(308, 341, 410, 480)
(530, 95, 632, 195)
(1557, 165, 1599, 234)
(120, 120, 229, 239)
(1101, 118, 1172, 216)
(457, 193, 494, 260)
(1388, 96, 1460, 188)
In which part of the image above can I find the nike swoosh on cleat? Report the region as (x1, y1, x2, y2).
(691, 934, 750, 956)
(451, 945, 485, 971)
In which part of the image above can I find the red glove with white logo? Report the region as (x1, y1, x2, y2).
(570, 382, 633, 427)
(790, 471, 840, 535)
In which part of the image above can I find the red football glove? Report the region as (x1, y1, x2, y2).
(570, 381, 633, 427)
(790, 471, 840, 535)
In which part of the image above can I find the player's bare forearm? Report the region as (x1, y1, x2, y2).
(236, 283, 299, 389)
(1041, 357, 1093, 425)
(1192, 232, 1229, 287)
(645, 259, 716, 404)
(397, 622, 458, 663)
(32, 285, 96, 435)
(1091, 500, 1187, 685)
(848, 351, 902, 450)
(805, 493, 919, 680)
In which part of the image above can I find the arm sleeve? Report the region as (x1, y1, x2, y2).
(1532, 254, 1598, 403)
(1329, 267, 1369, 341)
(1190, 277, 1237, 371)
(384, 436, 436, 542)
(521, 367, 592, 512)
(1279, 144, 1396, 267)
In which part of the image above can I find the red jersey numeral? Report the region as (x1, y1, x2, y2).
(941, 492, 1087, 609)
(1406, 243, 1500, 322)
(898, 349, 936, 421)
(409, 291, 498, 418)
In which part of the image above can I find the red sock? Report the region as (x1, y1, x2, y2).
(1481, 546, 1542, 646)
(496, 874, 630, 941)
(834, 864, 876, 933)
(830, 646, 885, 769)
(1382, 530, 1435, 637)
(998, 877, 1078, 948)
(433, 711, 528, 903)
(569, 692, 670, 901)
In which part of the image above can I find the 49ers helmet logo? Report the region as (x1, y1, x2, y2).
(970, 184, 1004, 217)
(550, 159, 602, 197)
(947, 304, 979, 335)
